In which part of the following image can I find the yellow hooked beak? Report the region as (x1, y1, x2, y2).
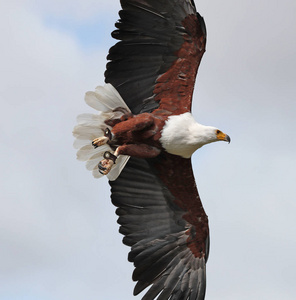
(216, 130, 231, 143)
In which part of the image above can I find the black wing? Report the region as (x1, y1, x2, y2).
(110, 155, 209, 300)
(105, 0, 206, 115)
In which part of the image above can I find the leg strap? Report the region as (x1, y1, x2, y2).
(103, 151, 117, 163)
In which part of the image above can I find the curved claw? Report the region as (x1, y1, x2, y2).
(98, 160, 110, 175)
(92, 128, 112, 149)
(92, 136, 108, 148)
(92, 141, 98, 149)
(98, 152, 117, 175)
(98, 161, 107, 172)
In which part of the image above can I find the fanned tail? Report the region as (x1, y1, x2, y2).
(73, 83, 130, 181)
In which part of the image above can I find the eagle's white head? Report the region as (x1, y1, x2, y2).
(160, 112, 230, 158)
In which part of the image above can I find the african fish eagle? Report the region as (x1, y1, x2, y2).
(73, 0, 230, 299)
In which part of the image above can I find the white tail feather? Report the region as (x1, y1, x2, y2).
(86, 153, 103, 171)
(73, 84, 130, 181)
(94, 85, 130, 111)
(92, 168, 104, 179)
(76, 113, 105, 125)
(77, 144, 110, 161)
(84, 91, 110, 111)
(85, 83, 130, 112)
(73, 138, 92, 150)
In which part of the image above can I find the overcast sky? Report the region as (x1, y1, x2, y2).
(1, 0, 296, 299)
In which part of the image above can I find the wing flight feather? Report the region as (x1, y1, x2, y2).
(110, 155, 209, 299)
(105, 0, 206, 115)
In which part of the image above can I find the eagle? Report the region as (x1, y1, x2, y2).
(73, 0, 230, 299)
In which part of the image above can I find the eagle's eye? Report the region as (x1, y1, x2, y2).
(216, 130, 221, 135)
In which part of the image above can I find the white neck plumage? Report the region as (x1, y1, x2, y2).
(159, 112, 220, 158)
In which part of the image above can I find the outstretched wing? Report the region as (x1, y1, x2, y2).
(110, 155, 209, 300)
(105, 0, 206, 115)
(105, 1, 209, 299)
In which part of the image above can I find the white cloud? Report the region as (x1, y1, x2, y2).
(0, 2, 131, 299)
(6, 0, 121, 20)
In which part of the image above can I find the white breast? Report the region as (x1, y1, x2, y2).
(159, 112, 213, 158)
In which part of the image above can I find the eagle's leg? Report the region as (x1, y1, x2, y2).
(92, 107, 131, 149)
(98, 144, 161, 175)
(92, 128, 112, 148)
(93, 113, 155, 150)
(115, 144, 161, 158)
(111, 113, 155, 138)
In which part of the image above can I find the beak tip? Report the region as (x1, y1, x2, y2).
(226, 135, 231, 144)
